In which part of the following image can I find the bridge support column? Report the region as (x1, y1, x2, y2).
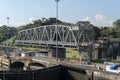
(48, 47, 66, 59)
(8, 59, 11, 70)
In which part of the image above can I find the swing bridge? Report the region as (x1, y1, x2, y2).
(15, 25, 93, 49)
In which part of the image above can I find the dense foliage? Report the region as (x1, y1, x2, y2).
(99, 19, 120, 38)
(0, 25, 17, 43)
(17, 17, 73, 30)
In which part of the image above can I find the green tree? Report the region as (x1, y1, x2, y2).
(113, 19, 120, 27)
(93, 26, 101, 39)
(17, 17, 73, 31)
(0, 25, 17, 43)
(100, 27, 110, 37)
(76, 21, 91, 26)
(109, 27, 117, 38)
(110, 19, 120, 38)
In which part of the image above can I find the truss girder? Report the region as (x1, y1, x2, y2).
(15, 25, 93, 47)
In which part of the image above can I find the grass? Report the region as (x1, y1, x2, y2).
(66, 48, 90, 61)
(111, 59, 120, 63)
(1, 36, 16, 46)
(66, 48, 80, 59)
(23, 47, 47, 52)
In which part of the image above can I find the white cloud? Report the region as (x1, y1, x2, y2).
(28, 17, 35, 23)
(82, 14, 114, 26)
(95, 14, 105, 21)
(82, 17, 90, 21)
(94, 14, 114, 26)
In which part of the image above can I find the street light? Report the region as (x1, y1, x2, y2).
(6, 17, 10, 63)
(7, 17, 10, 27)
(6, 17, 10, 39)
(55, 0, 60, 61)
(55, 0, 60, 24)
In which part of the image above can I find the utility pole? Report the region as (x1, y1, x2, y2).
(7, 17, 10, 27)
(55, 0, 60, 61)
(6, 17, 11, 70)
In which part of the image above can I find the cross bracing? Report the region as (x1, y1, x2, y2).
(15, 25, 93, 48)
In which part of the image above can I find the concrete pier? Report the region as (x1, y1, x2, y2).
(48, 47, 66, 59)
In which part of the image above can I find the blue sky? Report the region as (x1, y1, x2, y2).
(0, 0, 120, 27)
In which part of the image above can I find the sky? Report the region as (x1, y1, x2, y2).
(0, 0, 120, 27)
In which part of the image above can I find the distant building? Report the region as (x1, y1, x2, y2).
(18, 51, 48, 57)
(92, 37, 120, 60)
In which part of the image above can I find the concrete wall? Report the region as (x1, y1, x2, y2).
(0, 65, 119, 80)
(93, 70, 120, 80)
(48, 47, 66, 58)
(34, 66, 63, 80)
(0, 71, 33, 80)
(0, 65, 64, 80)
(62, 64, 120, 80)
(62, 65, 91, 80)
(92, 41, 120, 60)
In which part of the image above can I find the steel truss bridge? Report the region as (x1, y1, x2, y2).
(15, 25, 93, 49)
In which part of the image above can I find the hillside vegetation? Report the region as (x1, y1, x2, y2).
(0, 18, 120, 46)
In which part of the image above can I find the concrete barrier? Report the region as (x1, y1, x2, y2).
(0, 63, 119, 80)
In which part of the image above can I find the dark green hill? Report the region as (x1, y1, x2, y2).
(17, 17, 74, 31)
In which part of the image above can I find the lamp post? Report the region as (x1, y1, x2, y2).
(7, 17, 10, 27)
(6, 17, 11, 70)
(6, 17, 10, 39)
(55, 0, 59, 24)
(55, 0, 60, 61)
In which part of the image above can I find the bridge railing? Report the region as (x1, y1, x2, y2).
(15, 40, 77, 47)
